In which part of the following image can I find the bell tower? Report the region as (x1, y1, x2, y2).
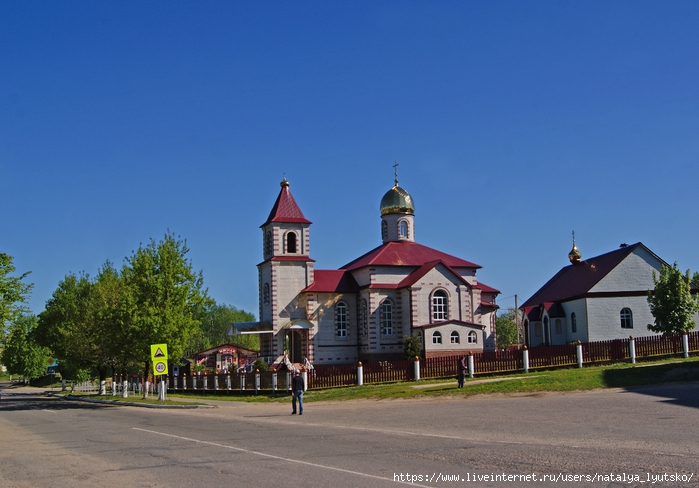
(257, 178, 315, 360)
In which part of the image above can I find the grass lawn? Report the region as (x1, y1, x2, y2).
(169, 356, 699, 404)
(51, 390, 206, 406)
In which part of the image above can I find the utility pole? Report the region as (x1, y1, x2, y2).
(514, 294, 520, 344)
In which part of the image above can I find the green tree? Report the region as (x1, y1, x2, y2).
(1, 253, 33, 342)
(496, 308, 521, 349)
(403, 334, 422, 359)
(647, 263, 699, 335)
(2, 314, 52, 381)
(190, 303, 257, 352)
(122, 232, 213, 380)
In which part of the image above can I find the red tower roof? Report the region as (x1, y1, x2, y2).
(261, 179, 311, 227)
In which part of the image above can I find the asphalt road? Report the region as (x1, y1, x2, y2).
(0, 383, 697, 488)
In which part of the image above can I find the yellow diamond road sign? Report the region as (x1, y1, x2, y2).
(151, 344, 169, 376)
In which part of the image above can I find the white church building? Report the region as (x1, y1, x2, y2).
(231, 175, 500, 366)
(520, 240, 698, 347)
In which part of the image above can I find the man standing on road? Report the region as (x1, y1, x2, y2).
(291, 370, 305, 415)
(457, 356, 467, 388)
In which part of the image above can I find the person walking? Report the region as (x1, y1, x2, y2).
(457, 356, 467, 388)
(291, 370, 305, 415)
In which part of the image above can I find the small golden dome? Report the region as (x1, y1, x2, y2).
(380, 185, 414, 216)
(280, 177, 289, 188)
(568, 232, 581, 264)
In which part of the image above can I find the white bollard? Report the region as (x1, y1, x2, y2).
(357, 362, 363, 386)
(255, 371, 261, 393)
(203, 374, 208, 390)
(214, 374, 219, 391)
(301, 370, 308, 391)
(122, 379, 128, 398)
(227, 373, 232, 391)
(683, 333, 689, 358)
(271, 372, 277, 392)
(523, 347, 529, 373)
(576, 341, 583, 368)
(240, 373, 245, 391)
(413, 356, 420, 381)
(629, 336, 636, 364)
(100, 380, 106, 395)
(467, 354, 474, 379)
(286, 372, 292, 392)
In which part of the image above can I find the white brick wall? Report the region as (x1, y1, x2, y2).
(590, 247, 662, 293)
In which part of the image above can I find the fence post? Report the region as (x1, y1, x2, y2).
(413, 356, 420, 381)
(214, 373, 219, 391)
(62, 378, 66, 391)
(203, 373, 208, 391)
(255, 370, 260, 394)
(182, 374, 187, 390)
(467, 352, 474, 378)
(122, 378, 128, 398)
(576, 340, 583, 368)
(286, 371, 292, 392)
(683, 332, 689, 358)
(629, 336, 636, 364)
(173, 374, 178, 391)
(112, 377, 116, 396)
(522, 346, 529, 373)
(227, 373, 232, 392)
(240, 373, 245, 391)
(192, 372, 197, 390)
(301, 369, 308, 391)
(272, 371, 277, 392)
(357, 361, 364, 386)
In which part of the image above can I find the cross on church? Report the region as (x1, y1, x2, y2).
(393, 161, 399, 186)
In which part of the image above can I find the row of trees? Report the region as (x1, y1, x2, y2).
(1, 233, 255, 386)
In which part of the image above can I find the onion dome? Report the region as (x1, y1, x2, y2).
(568, 232, 581, 264)
(380, 185, 415, 216)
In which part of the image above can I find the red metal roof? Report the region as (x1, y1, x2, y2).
(475, 282, 501, 294)
(261, 184, 311, 226)
(302, 270, 359, 293)
(521, 242, 660, 308)
(341, 241, 481, 270)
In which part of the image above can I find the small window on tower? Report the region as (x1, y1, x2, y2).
(286, 232, 297, 254)
(399, 220, 408, 238)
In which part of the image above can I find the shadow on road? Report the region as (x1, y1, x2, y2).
(0, 395, 116, 412)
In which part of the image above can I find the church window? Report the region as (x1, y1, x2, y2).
(399, 220, 408, 238)
(432, 290, 448, 321)
(534, 323, 542, 337)
(264, 231, 272, 257)
(380, 299, 393, 336)
(336, 302, 348, 338)
(432, 331, 442, 344)
(359, 299, 368, 337)
(571, 313, 577, 333)
(286, 231, 298, 254)
(555, 319, 562, 334)
(620, 308, 633, 329)
(450, 331, 460, 344)
(381, 221, 388, 241)
(263, 283, 270, 304)
(467, 331, 478, 344)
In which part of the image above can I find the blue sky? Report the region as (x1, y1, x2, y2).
(2, 1, 698, 317)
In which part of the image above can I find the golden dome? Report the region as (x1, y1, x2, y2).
(380, 185, 414, 216)
(568, 232, 581, 264)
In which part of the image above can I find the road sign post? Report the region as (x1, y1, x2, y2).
(151, 344, 169, 404)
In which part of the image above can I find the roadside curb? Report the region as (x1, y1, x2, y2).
(46, 392, 215, 409)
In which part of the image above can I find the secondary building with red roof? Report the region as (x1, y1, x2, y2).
(520, 240, 698, 346)
(234, 174, 500, 365)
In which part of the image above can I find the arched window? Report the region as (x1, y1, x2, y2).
(381, 221, 388, 241)
(432, 290, 448, 321)
(555, 319, 562, 335)
(571, 313, 577, 333)
(264, 231, 272, 257)
(359, 299, 368, 337)
(336, 302, 348, 338)
(286, 232, 297, 254)
(263, 283, 270, 304)
(399, 220, 408, 238)
(380, 299, 393, 336)
(467, 331, 478, 344)
(450, 331, 460, 344)
(620, 308, 633, 329)
(432, 331, 442, 344)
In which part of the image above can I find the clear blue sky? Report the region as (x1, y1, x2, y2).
(2, 2, 698, 317)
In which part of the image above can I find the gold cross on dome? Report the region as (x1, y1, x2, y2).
(393, 161, 399, 186)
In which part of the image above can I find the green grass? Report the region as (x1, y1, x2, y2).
(169, 356, 699, 404)
(52, 390, 206, 406)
